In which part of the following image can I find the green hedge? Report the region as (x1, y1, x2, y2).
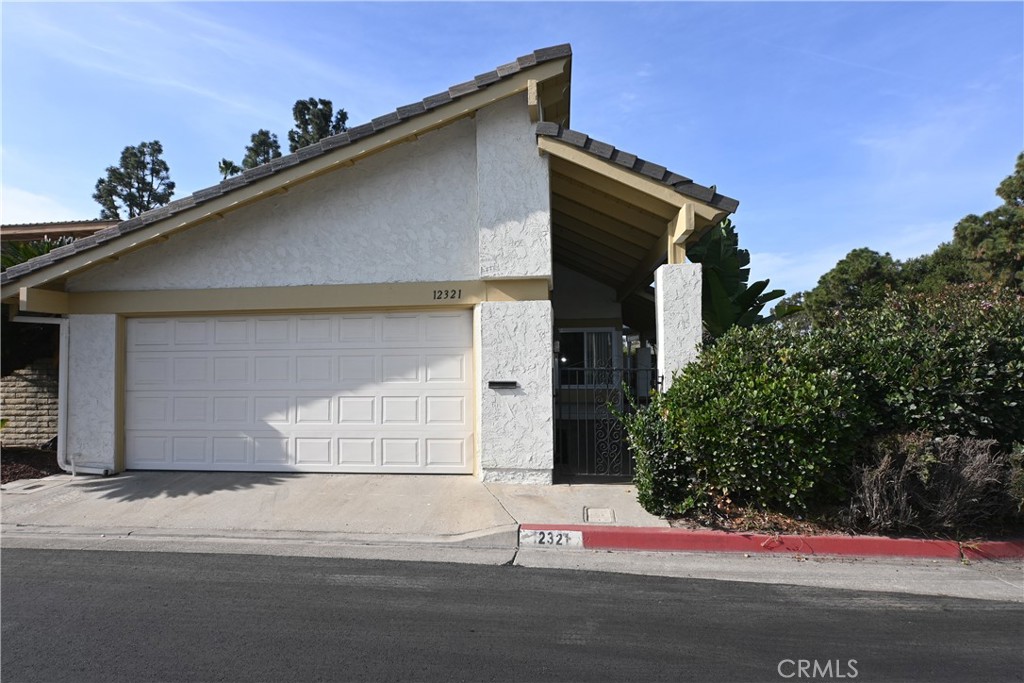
(624, 284, 1024, 521)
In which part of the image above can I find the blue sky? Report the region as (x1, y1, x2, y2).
(2, 2, 1021, 295)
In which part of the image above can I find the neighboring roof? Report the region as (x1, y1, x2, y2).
(1, 44, 572, 291)
(535, 122, 739, 214)
(1, 220, 119, 243)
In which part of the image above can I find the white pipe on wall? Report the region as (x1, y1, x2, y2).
(11, 315, 110, 476)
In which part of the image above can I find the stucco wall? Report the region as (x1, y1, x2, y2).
(66, 314, 117, 470)
(551, 263, 621, 323)
(655, 263, 702, 389)
(477, 301, 553, 483)
(476, 94, 551, 281)
(68, 120, 480, 292)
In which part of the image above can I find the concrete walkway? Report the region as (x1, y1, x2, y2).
(3, 471, 1021, 603)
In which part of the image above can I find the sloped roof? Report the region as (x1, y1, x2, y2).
(1, 45, 572, 290)
(1, 219, 119, 243)
(535, 122, 738, 213)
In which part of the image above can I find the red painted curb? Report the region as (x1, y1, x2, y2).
(520, 524, 1024, 560)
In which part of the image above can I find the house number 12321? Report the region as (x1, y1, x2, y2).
(433, 289, 462, 300)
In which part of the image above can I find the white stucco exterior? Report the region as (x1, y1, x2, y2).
(59, 95, 560, 482)
(476, 300, 553, 483)
(476, 94, 551, 281)
(66, 314, 118, 471)
(655, 263, 703, 389)
(68, 120, 481, 292)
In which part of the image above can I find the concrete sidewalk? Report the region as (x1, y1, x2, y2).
(3, 471, 1021, 603)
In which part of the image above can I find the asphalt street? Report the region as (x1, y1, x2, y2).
(2, 548, 1021, 683)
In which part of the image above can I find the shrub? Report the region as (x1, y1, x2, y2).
(845, 285, 1024, 448)
(624, 325, 870, 515)
(845, 432, 1022, 535)
(622, 283, 1024, 521)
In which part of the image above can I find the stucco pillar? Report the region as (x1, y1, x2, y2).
(655, 263, 702, 390)
(476, 300, 553, 484)
(66, 314, 119, 472)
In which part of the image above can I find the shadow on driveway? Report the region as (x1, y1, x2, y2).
(70, 471, 297, 502)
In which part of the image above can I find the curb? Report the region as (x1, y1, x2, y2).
(519, 524, 1024, 561)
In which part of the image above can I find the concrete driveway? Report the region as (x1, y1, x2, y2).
(1, 471, 665, 556)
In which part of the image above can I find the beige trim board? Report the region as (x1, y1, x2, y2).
(1, 58, 570, 301)
(64, 279, 549, 315)
(541, 140, 728, 223)
(19, 287, 69, 314)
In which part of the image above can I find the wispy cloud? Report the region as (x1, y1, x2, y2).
(0, 186, 90, 224)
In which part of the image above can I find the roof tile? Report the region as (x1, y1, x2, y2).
(584, 139, 614, 159)
(535, 124, 738, 213)
(371, 112, 402, 130)
(516, 52, 538, 68)
(448, 80, 480, 98)
(396, 102, 427, 119)
(610, 150, 638, 169)
(270, 154, 301, 171)
(560, 129, 589, 147)
(1, 45, 581, 289)
(296, 144, 324, 160)
(534, 44, 572, 61)
(494, 61, 521, 77)
(345, 123, 375, 142)
(319, 132, 351, 150)
(422, 92, 453, 110)
(474, 71, 502, 87)
(634, 159, 667, 181)
(242, 164, 275, 181)
(192, 187, 223, 203)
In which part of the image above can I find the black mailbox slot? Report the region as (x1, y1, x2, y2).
(488, 380, 518, 389)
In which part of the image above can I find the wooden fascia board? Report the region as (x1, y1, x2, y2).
(0, 58, 570, 300)
(527, 80, 540, 122)
(19, 287, 69, 314)
(61, 278, 549, 315)
(539, 136, 689, 209)
(542, 142, 724, 223)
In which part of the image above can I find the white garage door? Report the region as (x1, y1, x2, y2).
(124, 311, 474, 473)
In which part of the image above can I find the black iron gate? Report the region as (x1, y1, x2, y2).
(553, 367, 660, 479)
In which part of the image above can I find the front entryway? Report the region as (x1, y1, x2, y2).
(124, 311, 474, 473)
(553, 366, 658, 479)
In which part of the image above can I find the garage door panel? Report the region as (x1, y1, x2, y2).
(126, 311, 474, 473)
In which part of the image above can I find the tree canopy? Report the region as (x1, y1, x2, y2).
(952, 151, 1024, 292)
(93, 141, 175, 220)
(287, 98, 348, 152)
(220, 129, 283, 179)
(794, 151, 1024, 326)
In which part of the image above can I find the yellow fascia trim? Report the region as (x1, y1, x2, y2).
(0, 58, 570, 301)
(67, 279, 549, 315)
(19, 287, 69, 314)
(538, 136, 725, 223)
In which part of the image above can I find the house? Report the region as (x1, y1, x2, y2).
(0, 44, 737, 484)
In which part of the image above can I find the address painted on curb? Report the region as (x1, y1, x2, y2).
(520, 529, 584, 547)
